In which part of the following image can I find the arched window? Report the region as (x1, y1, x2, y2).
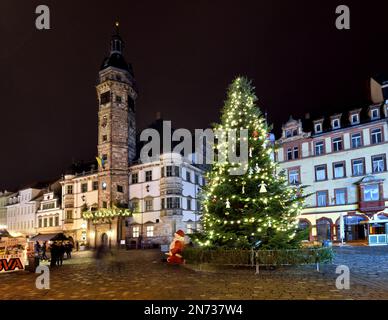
(316, 218, 332, 241)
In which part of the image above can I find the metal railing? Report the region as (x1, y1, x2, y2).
(183, 247, 333, 274)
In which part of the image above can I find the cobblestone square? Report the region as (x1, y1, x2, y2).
(1, 246, 388, 300)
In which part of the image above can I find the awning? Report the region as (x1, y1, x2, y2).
(0, 229, 12, 237)
(30, 233, 68, 242)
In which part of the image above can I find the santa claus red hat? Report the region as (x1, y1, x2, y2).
(175, 229, 185, 237)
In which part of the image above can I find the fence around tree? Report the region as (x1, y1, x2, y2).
(183, 247, 334, 274)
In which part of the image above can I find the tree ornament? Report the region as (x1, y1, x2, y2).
(226, 199, 231, 209)
(249, 148, 253, 157)
(255, 164, 261, 173)
(242, 181, 246, 194)
(252, 130, 259, 140)
(259, 181, 267, 193)
(225, 211, 229, 216)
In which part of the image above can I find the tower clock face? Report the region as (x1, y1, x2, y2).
(101, 116, 108, 128)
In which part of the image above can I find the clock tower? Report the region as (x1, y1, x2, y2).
(95, 22, 137, 246)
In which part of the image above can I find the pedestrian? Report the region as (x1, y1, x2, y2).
(50, 243, 57, 268)
(57, 243, 65, 266)
(65, 242, 72, 259)
(34, 241, 41, 257)
(76, 241, 79, 251)
(41, 241, 48, 260)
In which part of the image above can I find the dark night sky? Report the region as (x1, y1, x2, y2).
(1, 0, 388, 191)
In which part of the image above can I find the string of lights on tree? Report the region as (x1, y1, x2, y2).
(192, 77, 306, 249)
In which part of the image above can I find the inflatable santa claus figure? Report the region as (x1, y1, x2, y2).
(166, 229, 185, 264)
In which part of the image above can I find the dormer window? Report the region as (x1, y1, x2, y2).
(285, 130, 292, 138)
(332, 119, 340, 129)
(314, 123, 323, 134)
(371, 108, 380, 120)
(351, 114, 359, 124)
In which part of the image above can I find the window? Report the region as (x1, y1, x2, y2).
(195, 174, 199, 184)
(161, 167, 164, 177)
(352, 159, 364, 176)
(102, 135, 107, 142)
(102, 154, 108, 161)
(187, 198, 192, 210)
(146, 225, 154, 237)
(186, 171, 191, 182)
(117, 185, 123, 193)
(38, 218, 42, 228)
(315, 165, 327, 181)
(317, 191, 328, 207)
(351, 114, 359, 124)
(363, 184, 379, 201)
(332, 119, 340, 129)
(66, 210, 73, 220)
(315, 123, 322, 133)
(55, 216, 59, 226)
(285, 130, 292, 138)
(66, 185, 73, 194)
(49, 217, 53, 227)
(102, 201, 107, 209)
(351, 133, 362, 148)
(166, 166, 179, 177)
(131, 200, 139, 212)
(335, 189, 346, 205)
(315, 141, 324, 155)
(332, 137, 343, 152)
(115, 95, 122, 103)
(166, 197, 180, 209)
(102, 182, 107, 190)
(131, 173, 138, 184)
(372, 155, 386, 173)
(92, 181, 98, 191)
(293, 147, 299, 159)
(196, 200, 201, 211)
(100, 91, 111, 105)
(371, 108, 380, 120)
(132, 226, 140, 238)
(145, 170, 152, 182)
(371, 128, 382, 144)
(186, 224, 193, 234)
(288, 169, 300, 185)
(333, 162, 345, 179)
(43, 218, 48, 228)
(145, 199, 153, 211)
(81, 183, 88, 193)
(287, 148, 292, 160)
(161, 198, 165, 209)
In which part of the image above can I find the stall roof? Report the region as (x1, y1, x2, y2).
(30, 233, 68, 242)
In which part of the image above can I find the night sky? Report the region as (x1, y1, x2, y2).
(1, 0, 388, 191)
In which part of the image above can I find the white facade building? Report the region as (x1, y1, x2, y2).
(6, 188, 43, 237)
(277, 102, 388, 245)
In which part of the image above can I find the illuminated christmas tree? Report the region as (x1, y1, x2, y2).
(194, 77, 305, 249)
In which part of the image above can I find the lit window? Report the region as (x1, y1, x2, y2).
(315, 165, 327, 181)
(363, 184, 379, 201)
(372, 155, 386, 173)
(102, 182, 107, 190)
(289, 169, 300, 185)
(146, 225, 154, 237)
(352, 159, 364, 176)
(335, 189, 346, 205)
(351, 133, 362, 148)
(333, 162, 345, 179)
(317, 191, 328, 207)
(187, 224, 193, 234)
(133, 226, 140, 238)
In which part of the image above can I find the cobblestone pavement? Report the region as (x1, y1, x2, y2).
(1, 246, 387, 300)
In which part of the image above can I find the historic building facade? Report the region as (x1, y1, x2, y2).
(277, 99, 388, 245)
(0, 191, 14, 227)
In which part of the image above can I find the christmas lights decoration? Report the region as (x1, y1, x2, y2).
(82, 205, 132, 221)
(191, 77, 306, 249)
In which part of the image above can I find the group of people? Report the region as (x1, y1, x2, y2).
(34, 241, 73, 267)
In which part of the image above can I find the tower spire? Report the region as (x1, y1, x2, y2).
(110, 21, 123, 54)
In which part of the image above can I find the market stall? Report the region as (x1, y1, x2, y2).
(0, 229, 27, 273)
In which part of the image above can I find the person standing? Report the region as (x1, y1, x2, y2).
(50, 243, 57, 268)
(34, 241, 41, 258)
(41, 241, 48, 260)
(57, 243, 65, 266)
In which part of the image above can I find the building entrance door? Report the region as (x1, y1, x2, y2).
(101, 233, 108, 247)
(317, 219, 331, 241)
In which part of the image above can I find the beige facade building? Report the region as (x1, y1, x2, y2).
(277, 100, 388, 245)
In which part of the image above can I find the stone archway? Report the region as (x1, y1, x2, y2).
(316, 217, 333, 241)
(101, 233, 108, 247)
